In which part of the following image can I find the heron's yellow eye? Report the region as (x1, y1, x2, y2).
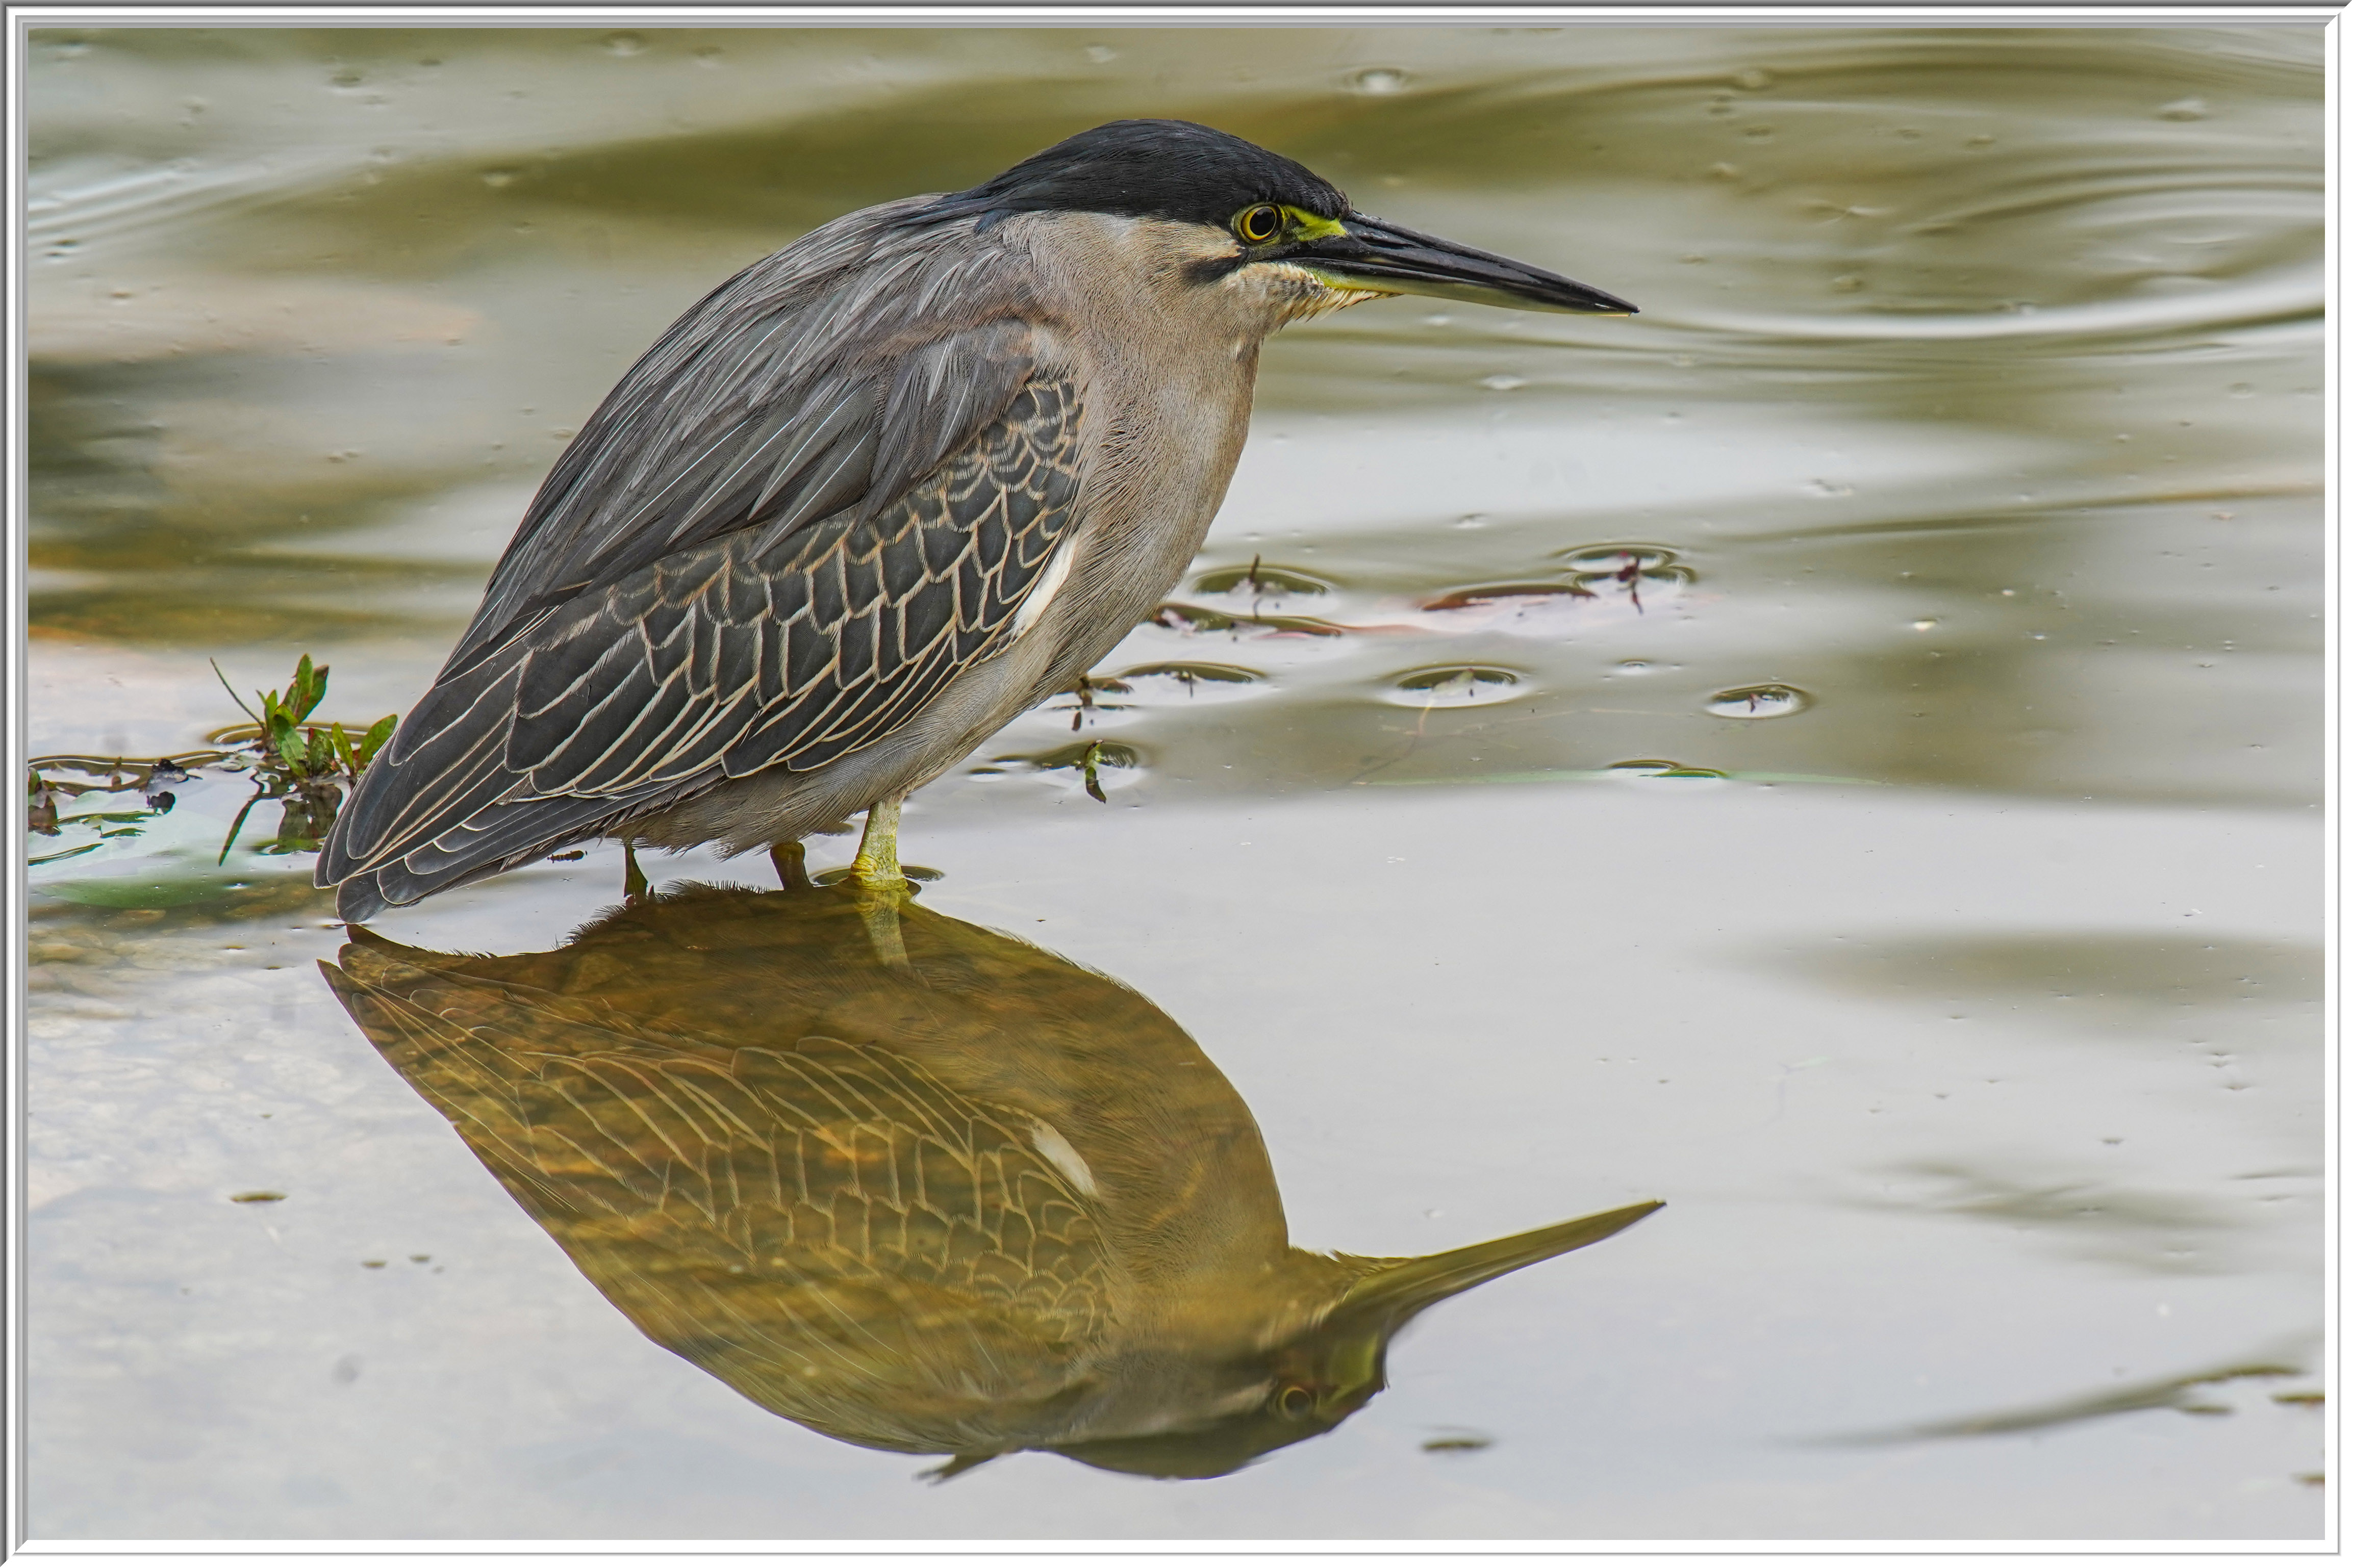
(1275, 1383, 1315, 1419)
(1234, 204, 1283, 245)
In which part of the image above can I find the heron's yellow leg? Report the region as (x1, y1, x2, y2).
(848, 797, 906, 892)
(770, 839, 812, 891)
(622, 840, 649, 903)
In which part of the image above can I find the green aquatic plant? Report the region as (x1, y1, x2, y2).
(206, 656, 397, 860)
(26, 653, 398, 867)
(209, 654, 395, 786)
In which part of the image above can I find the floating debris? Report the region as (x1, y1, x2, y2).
(1150, 602, 1346, 638)
(1422, 582, 1593, 612)
(1606, 758, 1731, 782)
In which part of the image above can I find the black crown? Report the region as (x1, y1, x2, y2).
(926, 119, 1349, 228)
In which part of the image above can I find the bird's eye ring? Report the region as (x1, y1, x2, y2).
(1275, 1383, 1315, 1419)
(1234, 204, 1283, 245)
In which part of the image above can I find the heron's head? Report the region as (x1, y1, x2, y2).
(926, 118, 1635, 330)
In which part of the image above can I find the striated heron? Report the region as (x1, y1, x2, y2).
(321, 881, 1660, 1478)
(316, 119, 1634, 919)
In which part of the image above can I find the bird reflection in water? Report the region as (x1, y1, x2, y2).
(321, 884, 1659, 1480)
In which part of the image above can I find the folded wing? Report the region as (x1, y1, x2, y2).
(318, 220, 1088, 915)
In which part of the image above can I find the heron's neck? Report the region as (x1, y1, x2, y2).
(1007, 212, 1309, 677)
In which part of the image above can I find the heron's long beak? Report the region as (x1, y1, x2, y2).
(1334, 1200, 1663, 1328)
(1296, 214, 1637, 316)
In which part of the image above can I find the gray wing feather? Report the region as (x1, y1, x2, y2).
(319, 369, 1083, 910)
(444, 207, 1034, 678)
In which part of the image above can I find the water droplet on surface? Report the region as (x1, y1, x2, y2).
(601, 31, 647, 55)
(1558, 543, 1678, 573)
(1349, 67, 1409, 94)
(1733, 68, 1773, 90)
(2157, 97, 2207, 120)
(1614, 659, 1653, 676)
(1706, 684, 1811, 719)
(1194, 562, 1331, 598)
(984, 741, 1144, 783)
(1912, 618, 1939, 631)
(1479, 374, 1527, 392)
(1115, 662, 1263, 702)
(2227, 383, 2254, 398)
(1385, 666, 1523, 708)
(1084, 44, 1117, 63)
(1569, 564, 1696, 601)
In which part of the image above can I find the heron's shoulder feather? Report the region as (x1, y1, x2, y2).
(448, 200, 1057, 676)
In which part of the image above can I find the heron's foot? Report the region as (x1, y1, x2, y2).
(847, 796, 908, 894)
(622, 841, 650, 904)
(770, 839, 813, 891)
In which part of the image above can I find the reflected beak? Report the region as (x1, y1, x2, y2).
(1334, 1200, 1663, 1327)
(1295, 213, 1638, 316)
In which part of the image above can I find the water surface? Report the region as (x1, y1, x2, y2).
(24, 23, 2323, 1541)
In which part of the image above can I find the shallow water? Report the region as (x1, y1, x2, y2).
(23, 23, 2324, 1541)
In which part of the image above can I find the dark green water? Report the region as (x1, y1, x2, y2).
(25, 24, 2322, 1540)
